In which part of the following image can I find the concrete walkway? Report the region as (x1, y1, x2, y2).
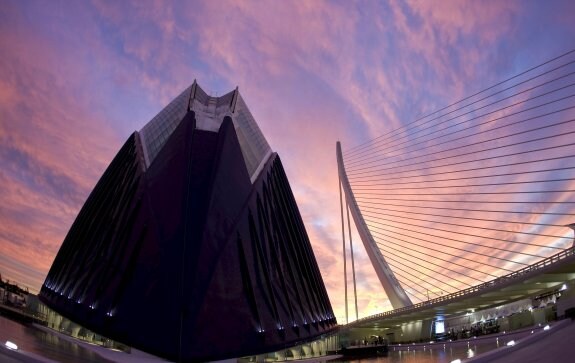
(32, 324, 166, 362)
(31, 324, 341, 363)
(468, 318, 575, 362)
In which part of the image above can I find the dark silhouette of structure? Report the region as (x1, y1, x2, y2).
(39, 81, 336, 361)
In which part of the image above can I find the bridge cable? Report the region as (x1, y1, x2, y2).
(349, 153, 575, 183)
(382, 267, 438, 301)
(347, 112, 575, 173)
(344, 49, 575, 157)
(357, 198, 570, 226)
(376, 241, 481, 286)
(378, 246, 470, 294)
(350, 165, 575, 188)
(345, 68, 575, 162)
(372, 236, 497, 281)
(357, 204, 569, 246)
(367, 213, 544, 265)
(345, 78, 575, 166)
(383, 259, 450, 297)
(362, 212, 566, 253)
(348, 140, 575, 179)
(365, 222, 527, 268)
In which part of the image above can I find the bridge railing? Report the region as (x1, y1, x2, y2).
(347, 245, 575, 326)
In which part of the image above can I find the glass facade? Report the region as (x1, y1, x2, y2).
(139, 81, 271, 182)
(139, 85, 192, 166)
(232, 93, 272, 182)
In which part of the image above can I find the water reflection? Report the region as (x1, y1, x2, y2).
(0, 316, 112, 362)
(333, 336, 510, 363)
(332, 349, 457, 363)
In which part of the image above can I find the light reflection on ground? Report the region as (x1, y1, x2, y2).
(334, 325, 548, 363)
(0, 316, 112, 363)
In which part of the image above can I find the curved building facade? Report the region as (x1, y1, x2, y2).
(39, 82, 336, 362)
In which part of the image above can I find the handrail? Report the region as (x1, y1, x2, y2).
(345, 245, 575, 327)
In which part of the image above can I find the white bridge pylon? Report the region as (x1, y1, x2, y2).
(337, 141, 412, 313)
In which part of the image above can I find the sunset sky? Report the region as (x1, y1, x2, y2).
(1, 0, 575, 323)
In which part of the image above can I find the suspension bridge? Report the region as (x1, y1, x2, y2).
(336, 49, 575, 340)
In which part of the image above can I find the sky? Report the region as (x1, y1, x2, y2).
(1, 0, 575, 324)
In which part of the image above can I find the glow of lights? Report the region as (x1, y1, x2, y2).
(435, 320, 445, 334)
(561, 284, 568, 291)
(531, 330, 534, 334)
(5, 341, 18, 350)
(507, 340, 515, 346)
(544, 325, 550, 331)
(450, 360, 462, 363)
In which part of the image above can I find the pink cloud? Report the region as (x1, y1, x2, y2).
(138, 0, 572, 319)
(1, 0, 574, 322)
(0, 8, 123, 292)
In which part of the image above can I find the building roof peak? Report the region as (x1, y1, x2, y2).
(139, 83, 271, 182)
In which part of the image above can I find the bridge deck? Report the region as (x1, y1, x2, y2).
(345, 246, 575, 329)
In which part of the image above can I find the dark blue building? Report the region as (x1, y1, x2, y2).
(39, 81, 336, 362)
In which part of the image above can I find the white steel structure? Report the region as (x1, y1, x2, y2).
(337, 141, 412, 310)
